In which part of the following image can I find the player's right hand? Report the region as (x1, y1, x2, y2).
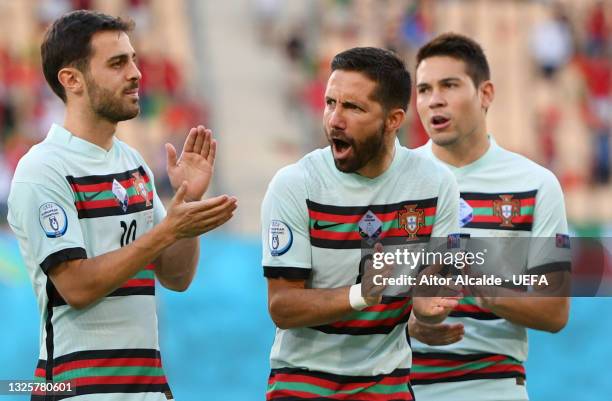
(361, 243, 392, 305)
(163, 181, 237, 239)
(408, 312, 464, 345)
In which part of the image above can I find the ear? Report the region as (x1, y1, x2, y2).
(58, 67, 86, 98)
(384, 108, 406, 135)
(479, 80, 495, 111)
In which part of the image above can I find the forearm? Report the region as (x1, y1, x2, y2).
(50, 221, 176, 309)
(268, 286, 354, 329)
(481, 296, 569, 332)
(155, 237, 199, 291)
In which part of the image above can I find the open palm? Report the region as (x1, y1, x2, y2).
(166, 125, 216, 201)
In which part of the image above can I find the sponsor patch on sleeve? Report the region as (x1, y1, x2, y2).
(555, 233, 570, 248)
(269, 220, 293, 256)
(447, 233, 461, 249)
(39, 202, 68, 238)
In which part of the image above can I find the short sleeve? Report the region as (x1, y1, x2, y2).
(527, 172, 570, 273)
(261, 164, 312, 280)
(431, 167, 460, 239)
(8, 182, 87, 274)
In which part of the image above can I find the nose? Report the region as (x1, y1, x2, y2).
(327, 107, 346, 131)
(428, 88, 446, 109)
(127, 60, 142, 82)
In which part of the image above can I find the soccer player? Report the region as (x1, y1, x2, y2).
(7, 10, 236, 401)
(262, 47, 461, 400)
(410, 33, 570, 401)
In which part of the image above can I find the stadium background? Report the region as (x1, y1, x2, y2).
(0, 0, 610, 400)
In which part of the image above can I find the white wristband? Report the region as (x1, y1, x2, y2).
(349, 284, 369, 311)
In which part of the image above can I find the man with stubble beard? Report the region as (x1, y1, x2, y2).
(261, 47, 461, 400)
(7, 10, 236, 400)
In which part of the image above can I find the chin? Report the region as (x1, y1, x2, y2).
(333, 159, 357, 173)
(430, 131, 459, 147)
(123, 106, 140, 120)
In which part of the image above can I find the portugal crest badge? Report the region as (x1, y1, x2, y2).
(398, 204, 424, 239)
(493, 194, 521, 227)
(131, 172, 151, 206)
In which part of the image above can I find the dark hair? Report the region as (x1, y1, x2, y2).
(41, 10, 134, 102)
(416, 33, 490, 87)
(331, 47, 412, 111)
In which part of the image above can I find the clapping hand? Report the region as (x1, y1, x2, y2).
(166, 125, 216, 202)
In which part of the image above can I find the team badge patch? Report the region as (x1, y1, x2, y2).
(493, 195, 521, 227)
(112, 178, 129, 212)
(39, 202, 68, 238)
(459, 198, 473, 227)
(131, 172, 151, 206)
(358, 210, 382, 243)
(269, 220, 293, 256)
(447, 233, 461, 249)
(556, 233, 571, 249)
(398, 204, 424, 239)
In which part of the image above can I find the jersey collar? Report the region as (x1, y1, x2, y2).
(424, 135, 499, 175)
(46, 123, 116, 160)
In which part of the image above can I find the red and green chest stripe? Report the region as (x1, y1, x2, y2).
(66, 166, 154, 219)
(307, 198, 438, 249)
(461, 190, 536, 231)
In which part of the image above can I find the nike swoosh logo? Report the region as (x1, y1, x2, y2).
(313, 221, 344, 230)
(80, 191, 104, 202)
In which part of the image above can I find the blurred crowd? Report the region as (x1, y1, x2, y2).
(266, 0, 610, 194)
(530, 0, 610, 188)
(0, 0, 207, 223)
(0, 0, 610, 226)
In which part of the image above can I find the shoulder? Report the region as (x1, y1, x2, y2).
(268, 160, 307, 194)
(268, 148, 329, 190)
(12, 141, 66, 185)
(497, 147, 561, 190)
(399, 146, 455, 184)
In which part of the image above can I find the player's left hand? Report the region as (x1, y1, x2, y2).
(412, 296, 460, 325)
(166, 125, 216, 201)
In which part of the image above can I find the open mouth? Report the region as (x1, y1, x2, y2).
(331, 137, 352, 159)
(430, 115, 451, 130)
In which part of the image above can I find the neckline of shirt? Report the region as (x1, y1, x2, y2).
(47, 123, 118, 160)
(426, 135, 499, 175)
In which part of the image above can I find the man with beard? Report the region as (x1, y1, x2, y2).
(7, 10, 237, 401)
(410, 33, 570, 401)
(262, 47, 461, 400)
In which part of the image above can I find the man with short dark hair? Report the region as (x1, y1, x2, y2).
(262, 46, 461, 400)
(8, 10, 237, 400)
(410, 32, 570, 401)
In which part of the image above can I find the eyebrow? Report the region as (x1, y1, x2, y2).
(417, 77, 462, 88)
(326, 96, 366, 109)
(107, 52, 136, 63)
